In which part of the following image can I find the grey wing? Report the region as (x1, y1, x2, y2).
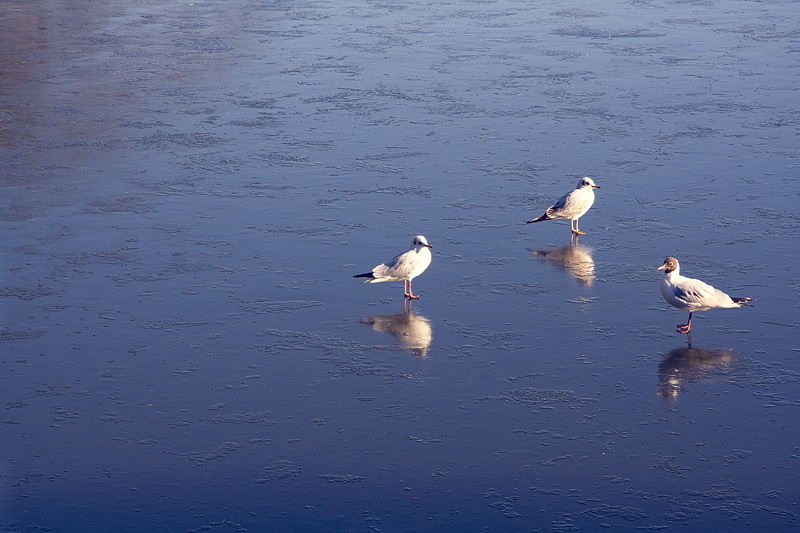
(673, 279, 726, 308)
(540, 191, 571, 220)
(671, 285, 702, 305)
(546, 190, 586, 219)
(373, 250, 414, 279)
(548, 191, 571, 212)
(553, 189, 593, 219)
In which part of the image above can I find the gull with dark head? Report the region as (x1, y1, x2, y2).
(527, 177, 600, 236)
(658, 257, 755, 334)
(354, 235, 432, 299)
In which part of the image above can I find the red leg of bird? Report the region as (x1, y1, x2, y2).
(405, 280, 420, 299)
(571, 219, 585, 236)
(677, 312, 692, 334)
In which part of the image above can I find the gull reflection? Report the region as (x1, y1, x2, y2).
(361, 310, 433, 358)
(657, 345, 739, 399)
(530, 241, 596, 286)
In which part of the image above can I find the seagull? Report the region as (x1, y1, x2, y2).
(658, 257, 755, 334)
(527, 177, 600, 236)
(354, 235, 432, 299)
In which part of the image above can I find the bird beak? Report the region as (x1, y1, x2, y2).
(592, 185, 600, 189)
(426, 245, 433, 249)
(657, 264, 666, 270)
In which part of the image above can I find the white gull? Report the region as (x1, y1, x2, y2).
(658, 257, 754, 334)
(354, 235, 432, 299)
(527, 177, 600, 236)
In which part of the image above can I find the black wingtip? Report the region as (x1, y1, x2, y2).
(732, 297, 755, 304)
(353, 273, 374, 279)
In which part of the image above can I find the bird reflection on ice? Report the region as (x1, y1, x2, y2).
(657, 345, 739, 399)
(530, 241, 596, 286)
(361, 310, 433, 357)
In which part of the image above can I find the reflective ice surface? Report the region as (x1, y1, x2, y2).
(2, 0, 799, 530)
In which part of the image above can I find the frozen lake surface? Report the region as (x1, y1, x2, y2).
(2, 0, 799, 530)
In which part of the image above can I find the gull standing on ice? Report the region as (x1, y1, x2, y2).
(658, 257, 755, 334)
(527, 177, 600, 236)
(354, 235, 432, 299)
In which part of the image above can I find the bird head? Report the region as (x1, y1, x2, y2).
(658, 257, 679, 273)
(412, 235, 432, 249)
